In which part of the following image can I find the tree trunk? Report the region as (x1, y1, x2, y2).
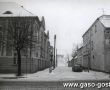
(17, 49, 22, 76)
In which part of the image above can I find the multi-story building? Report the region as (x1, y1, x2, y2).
(0, 2, 52, 73)
(69, 46, 83, 67)
(82, 15, 110, 73)
(68, 59, 74, 67)
(77, 46, 83, 66)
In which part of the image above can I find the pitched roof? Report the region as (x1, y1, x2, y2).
(82, 15, 110, 37)
(100, 15, 110, 28)
(0, 2, 34, 17)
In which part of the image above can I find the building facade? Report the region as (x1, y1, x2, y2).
(68, 59, 74, 67)
(0, 2, 52, 73)
(77, 46, 83, 66)
(82, 15, 110, 73)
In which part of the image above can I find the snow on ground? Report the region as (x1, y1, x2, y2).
(0, 66, 110, 81)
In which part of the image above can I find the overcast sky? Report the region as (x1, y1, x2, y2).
(1, 0, 110, 56)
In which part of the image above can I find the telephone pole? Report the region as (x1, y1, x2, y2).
(53, 34, 56, 69)
(56, 49, 57, 67)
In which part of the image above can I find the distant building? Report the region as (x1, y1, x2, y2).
(68, 58, 75, 67)
(57, 54, 65, 66)
(77, 46, 83, 66)
(0, 2, 51, 73)
(36, 16, 51, 70)
(82, 15, 110, 73)
(69, 46, 83, 67)
(68, 49, 77, 67)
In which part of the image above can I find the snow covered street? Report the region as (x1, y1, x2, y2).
(26, 66, 110, 81)
(0, 66, 110, 81)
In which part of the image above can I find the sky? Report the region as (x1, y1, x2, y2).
(1, 0, 110, 56)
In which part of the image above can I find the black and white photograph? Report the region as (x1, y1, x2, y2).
(0, 0, 110, 90)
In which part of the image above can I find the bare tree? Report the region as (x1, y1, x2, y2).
(71, 44, 78, 58)
(65, 54, 70, 63)
(2, 17, 37, 76)
(71, 43, 83, 58)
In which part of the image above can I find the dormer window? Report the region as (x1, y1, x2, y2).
(3, 11, 13, 14)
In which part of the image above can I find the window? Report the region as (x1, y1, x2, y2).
(1, 46, 4, 56)
(91, 29, 93, 36)
(6, 34, 12, 56)
(106, 30, 110, 34)
(106, 39, 109, 45)
(109, 40, 110, 44)
(6, 45, 12, 56)
(93, 55, 94, 59)
(0, 31, 2, 53)
(36, 32, 39, 43)
(36, 52, 38, 57)
(0, 26, 4, 56)
(91, 41, 94, 50)
(0, 26, 2, 31)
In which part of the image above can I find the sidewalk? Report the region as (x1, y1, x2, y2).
(0, 66, 110, 81)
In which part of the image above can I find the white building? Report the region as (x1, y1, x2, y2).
(82, 15, 110, 73)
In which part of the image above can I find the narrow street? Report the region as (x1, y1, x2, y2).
(0, 66, 110, 81)
(0, 66, 110, 90)
(25, 66, 110, 81)
(1, 1, 110, 90)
